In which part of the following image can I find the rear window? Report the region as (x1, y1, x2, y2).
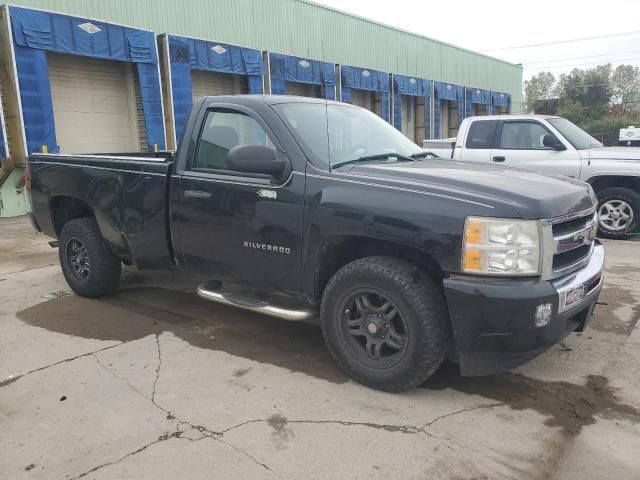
(465, 120, 498, 149)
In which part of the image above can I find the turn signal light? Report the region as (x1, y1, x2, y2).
(463, 249, 481, 271)
(464, 220, 482, 245)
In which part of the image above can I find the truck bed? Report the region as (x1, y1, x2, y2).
(422, 138, 455, 158)
(29, 152, 175, 269)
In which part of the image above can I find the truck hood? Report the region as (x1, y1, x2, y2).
(339, 159, 595, 220)
(584, 146, 640, 160)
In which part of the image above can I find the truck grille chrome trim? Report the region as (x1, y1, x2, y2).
(553, 243, 605, 313)
(540, 208, 597, 280)
(197, 283, 318, 321)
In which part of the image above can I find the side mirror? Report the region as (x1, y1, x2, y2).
(543, 134, 566, 151)
(227, 145, 288, 177)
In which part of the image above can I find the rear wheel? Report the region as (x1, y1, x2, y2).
(596, 187, 640, 239)
(59, 218, 121, 298)
(320, 257, 449, 392)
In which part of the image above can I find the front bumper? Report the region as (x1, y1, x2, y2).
(444, 242, 605, 376)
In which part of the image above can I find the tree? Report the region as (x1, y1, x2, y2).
(611, 64, 640, 111)
(556, 65, 612, 120)
(523, 71, 556, 112)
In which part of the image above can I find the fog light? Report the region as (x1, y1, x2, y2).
(534, 303, 552, 327)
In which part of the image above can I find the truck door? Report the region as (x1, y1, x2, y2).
(457, 119, 497, 162)
(490, 120, 581, 178)
(176, 106, 305, 295)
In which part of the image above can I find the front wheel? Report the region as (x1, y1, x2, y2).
(320, 257, 449, 392)
(59, 218, 121, 298)
(596, 187, 640, 239)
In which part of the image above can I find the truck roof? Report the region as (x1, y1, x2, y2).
(195, 94, 348, 107)
(464, 114, 560, 121)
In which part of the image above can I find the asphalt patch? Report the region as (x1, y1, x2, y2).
(424, 362, 640, 435)
(16, 287, 347, 384)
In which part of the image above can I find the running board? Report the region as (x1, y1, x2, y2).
(196, 283, 317, 321)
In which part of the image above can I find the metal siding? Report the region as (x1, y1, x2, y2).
(6, 0, 522, 104)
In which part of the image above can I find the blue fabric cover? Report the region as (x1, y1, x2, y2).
(136, 63, 165, 150)
(168, 35, 264, 142)
(13, 46, 58, 154)
(491, 91, 512, 114)
(10, 6, 165, 152)
(341, 65, 390, 121)
(464, 87, 491, 118)
(269, 53, 336, 100)
(433, 81, 464, 138)
(392, 75, 432, 139)
(11, 7, 156, 63)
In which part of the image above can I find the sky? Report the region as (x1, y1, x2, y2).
(313, 0, 640, 82)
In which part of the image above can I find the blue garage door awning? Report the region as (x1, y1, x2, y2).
(9, 6, 165, 154)
(341, 65, 390, 121)
(491, 91, 512, 114)
(464, 87, 491, 118)
(168, 35, 264, 143)
(392, 74, 432, 137)
(433, 81, 464, 138)
(269, 53, 335, 99)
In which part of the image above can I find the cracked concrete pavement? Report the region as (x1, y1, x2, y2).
(1, 216, 639, 479)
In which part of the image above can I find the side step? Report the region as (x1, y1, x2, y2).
(196, 283, 317, 321)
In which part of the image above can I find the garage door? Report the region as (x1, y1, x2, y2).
(400, 95, 416, 143)
(416, 96, 426, 142)
(351, 89, 373, 111)
(448, 100, 459, 137)
(285, 81, 321, 98)
(48, 53, 140, 154)
(473, 104, 488, 116)
(191, 71, 248, 101)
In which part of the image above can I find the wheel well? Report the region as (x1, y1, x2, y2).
(588, 176, 640, 195)
(314, 235, 444, 301)
(50, 196, 94, 237)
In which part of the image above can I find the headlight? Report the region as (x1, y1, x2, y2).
(462, 217, 541, 275)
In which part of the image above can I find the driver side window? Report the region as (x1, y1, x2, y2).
(194, 109, 275, 172)
(499, 122, 553, 150)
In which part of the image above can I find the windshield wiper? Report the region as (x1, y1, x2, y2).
(410, 151, 437, 159)
(332, 152, 416, 169)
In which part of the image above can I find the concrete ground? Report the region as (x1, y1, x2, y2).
(1, 215, 639, 480)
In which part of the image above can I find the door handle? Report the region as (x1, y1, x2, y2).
(184, 190, 211, 199)
(492, 156, 506, 162)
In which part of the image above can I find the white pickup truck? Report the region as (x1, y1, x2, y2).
(423, 115, 640, 239)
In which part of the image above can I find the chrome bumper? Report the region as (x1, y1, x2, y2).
(552, 242, 605, 314)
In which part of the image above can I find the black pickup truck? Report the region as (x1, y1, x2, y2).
(27, 95, 605, 391)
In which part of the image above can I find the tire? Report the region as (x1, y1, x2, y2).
(320, 256, 449, 392)
(59, 218, 121, 298)
(596, 187, 640, 240)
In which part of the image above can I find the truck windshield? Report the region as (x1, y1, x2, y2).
(547, 117, 603, 150)
(274, 102, 424, 169)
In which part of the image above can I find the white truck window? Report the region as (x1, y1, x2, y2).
(466, 120, 498, 149)
(499, 122, 551, 150)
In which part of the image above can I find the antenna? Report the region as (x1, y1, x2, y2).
(321, 39, 332, 172)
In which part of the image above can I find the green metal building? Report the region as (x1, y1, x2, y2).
(6, 0, 522, 95)
(0, 0, 522, 217)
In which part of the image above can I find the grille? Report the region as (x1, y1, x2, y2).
(552, 214, 592, 236)
(553, 244, 591, 270)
